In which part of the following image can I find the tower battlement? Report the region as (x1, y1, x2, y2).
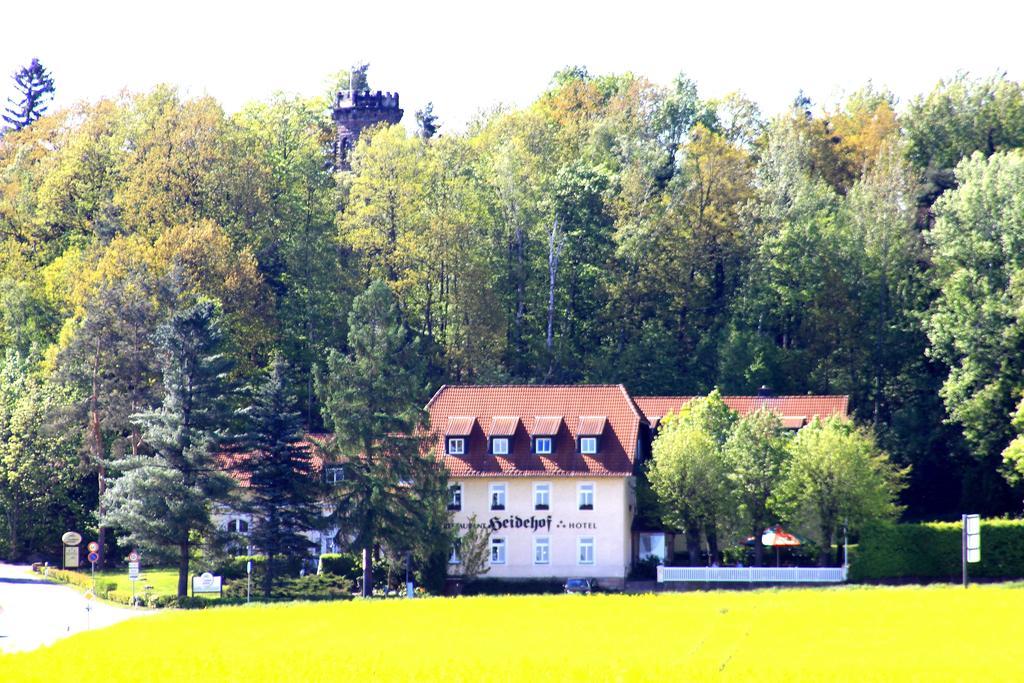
(334, 89, 401, 110)
(332, 87, 404, 170)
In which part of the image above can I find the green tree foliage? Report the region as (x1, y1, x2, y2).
(102, 300, 235, 597)
(724, 409, 788, 566)
(648, 392, 737, 565)
(0, 351, 87, 560)
(3, 58, 55, 131)
(314, 281, 447, 596)
(925, 150, 1024, 491)
(777, 418, 906, 566)
(232, 354, 323, 597)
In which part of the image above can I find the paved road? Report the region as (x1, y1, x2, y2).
(0, 563, 152, 653)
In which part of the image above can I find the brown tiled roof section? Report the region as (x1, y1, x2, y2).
(446, 416, 476, 436)
(634, 395, 850, 427)
(489, 416, 520, 437)
(578, 416, 607, 435)
(218, 433, 334, 487)
(425, 385, 645, 477)
(533, 416, 562, 435)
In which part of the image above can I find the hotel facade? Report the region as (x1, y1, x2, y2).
(427, 385, 849, 589)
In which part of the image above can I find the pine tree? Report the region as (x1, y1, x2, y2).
(314, 281, 448, 597)
(3, 58, 55, 131)
(102, 300, 235, 598)
(416, 102, 440, 140)
(232, 354, 323, 597)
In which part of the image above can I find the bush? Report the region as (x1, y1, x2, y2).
(628, 556, 662, 581)
(462, 578, 565, 596)
(850, 518, 1024, 582)
(213, 555, 303, 581)
(317, 553, 362, 581)
(223, 572, 354, 600)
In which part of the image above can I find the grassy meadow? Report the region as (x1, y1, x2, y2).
(4, 584, 1024, 681)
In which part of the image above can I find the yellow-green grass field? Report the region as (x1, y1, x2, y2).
(4, 584, 1024, 682)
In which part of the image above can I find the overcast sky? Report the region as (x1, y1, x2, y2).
(2, 0, 1022, 132)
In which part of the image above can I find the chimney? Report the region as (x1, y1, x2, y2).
(757, 385, 773, 398)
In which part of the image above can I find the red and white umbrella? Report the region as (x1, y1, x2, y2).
(744, 525, 803, 566)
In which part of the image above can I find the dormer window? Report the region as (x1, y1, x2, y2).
(445, 416, 475, 456)
(489, 417, 518, 456)
(577, 416, 606, 455)
(532, 416, 562, 455)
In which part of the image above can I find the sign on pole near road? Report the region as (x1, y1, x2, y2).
(128, 561, 140, 580)
(962, 513, 981, 587)
(62, 531, 82, 569)
(87, 541, 99, 553)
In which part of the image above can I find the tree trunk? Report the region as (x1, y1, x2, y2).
(752, 525, 765, 567)
(361, 546, 373, 597)
(819, 527, 833, 567)
(263, 553, 274, 599)
(705, 523, 719, 566)
(685, 525, 701, 566)
(178, 538, 190, 598)
(90, 339, 107, 569)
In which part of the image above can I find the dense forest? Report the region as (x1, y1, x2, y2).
(3, 64, 1024, 559)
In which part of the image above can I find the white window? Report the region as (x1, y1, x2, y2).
(534, 537, 550, 565)
(491, 437, 509, 455)
(534, 483, 551, 510)
(325, 466, 344, 485)
(448, 484, 462, 511)
(578, 536, 595, 565)
(449, 538, 461, 565)
(227, 519, 249, 534)
(490, 537, 506, 565)
(639, 533, 666, 561)
(580, 437, 598, 454)
(489, 483, 506, 510)
(577, 483, 595, 510)
(535, 437, 553, 454)
(447, 438, 465, 455)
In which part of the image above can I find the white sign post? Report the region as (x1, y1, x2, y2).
(128, 550, 140, 607)
(962, 513, 981, 587)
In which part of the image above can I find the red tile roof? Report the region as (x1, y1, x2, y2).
(489, 416, 520, 437)
(426, 385, 646, 478)
(634, 395, 849, 429)
(446, 416, 475, 436)
(578, 416, 607, 435)
(533, 416, 563, 435)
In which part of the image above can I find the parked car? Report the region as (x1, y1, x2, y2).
(564, 578, 593, 594)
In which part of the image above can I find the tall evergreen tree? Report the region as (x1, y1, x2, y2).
(102, 300, 235, 598)
(314, 281, 447, 597)
(3, 58, 55, 131)
(415, 102, 440, 140)
(232, 354, 322, 597)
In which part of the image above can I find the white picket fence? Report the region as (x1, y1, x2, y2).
(657, 565, 848, 584)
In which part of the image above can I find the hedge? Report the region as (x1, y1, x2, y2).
(316, 553, 362, 580)
(213, 555, 303, 580)
(850, 518, 1024, 582)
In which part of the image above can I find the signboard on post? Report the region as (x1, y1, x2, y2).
(63, 545, 80, 569)
(128, 562, 140, 581)
(87, 541, 99, 553)
(62, 531, 81, 569)
(962, 513, 981, 587)
(192, 572, 223, 597)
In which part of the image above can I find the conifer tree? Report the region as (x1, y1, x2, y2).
(314, 281, 447, 597)
(233, 354, 322, 597)
(3, 58, 55, 131)
(102, 300, 235, 598)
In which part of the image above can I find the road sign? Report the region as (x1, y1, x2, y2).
(61, 531, 82, 546)
(128, 550, 140, 562)
(63, 545, 80, 569)
(128, 561, 140, 581)
(87, 541, 100, 553)
(87, 551, 99, 563)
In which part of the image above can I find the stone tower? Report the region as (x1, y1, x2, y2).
(332, 88, 403, 170)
